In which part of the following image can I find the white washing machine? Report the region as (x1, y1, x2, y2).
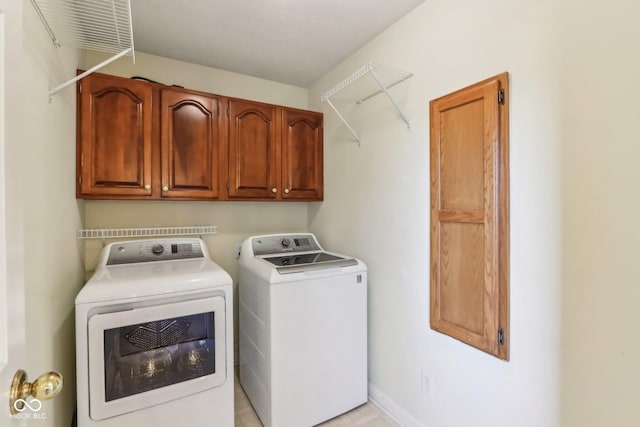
(75, 238, 233, 427)
(238, 233, 368, 427)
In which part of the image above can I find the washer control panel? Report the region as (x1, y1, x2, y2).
(251, 234, 321, 255)
(106, 239, 204, 265)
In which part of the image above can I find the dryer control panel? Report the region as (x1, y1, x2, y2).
(106, 239, 204, 265)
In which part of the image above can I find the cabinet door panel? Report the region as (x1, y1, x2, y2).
(78, 74, 153, 197)
(281, 109, 323, 200)
(430, 73, 509, 360)
(438, 222, 485, 335)
(227, 100, 278, 199)
(161, 89, 220, 199)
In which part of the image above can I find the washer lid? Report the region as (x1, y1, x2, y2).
(262, 252, 358, 274)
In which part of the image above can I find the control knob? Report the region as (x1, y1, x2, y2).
(281, 238, 291, 248)
(151, 244, 164, 255)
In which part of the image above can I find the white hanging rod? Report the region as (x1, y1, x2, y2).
(77, 226, 219, 240)
(30, 0, 135, 97)
(356, 73, 413, 104)
(49, 47, 131, 96)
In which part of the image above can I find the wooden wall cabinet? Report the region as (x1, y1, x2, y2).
(161, 88, 222, 199)
(226, 99, 324, 200)
(429, 72, 510, 360)
(77, 72, 323, 201)
(227, 99, 279, 199)
(77, 74, 222, 200)
(77, 73, 154, 198)
(281, 108, 323, 200)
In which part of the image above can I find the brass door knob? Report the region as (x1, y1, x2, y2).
(284, 188, 290, 194)
(271, 188, 277, 193)
(144, 184, 151, 190)
(162, 186, 169, 192)
(9, 369, 63, 415)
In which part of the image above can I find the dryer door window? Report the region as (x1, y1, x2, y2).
(103, 311, 216, 401)
(87, 296, 226, 421)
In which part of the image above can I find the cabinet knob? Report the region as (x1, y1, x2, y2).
(271, 188, 277, 193)
(144, 184, 151, 190)
(162, 186, 169, 192)
(284, 188, 290, 194)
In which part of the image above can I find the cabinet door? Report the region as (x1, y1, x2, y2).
(77, 74, 153, 197)
(161, 89, 221, 199)
(281, 109, 323, 200)
(429, 73, 509, 360)
(227, 99, 278, 199)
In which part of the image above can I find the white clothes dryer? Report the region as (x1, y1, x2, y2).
(238, 233, 368, 427)
(75, 238, 233, 427)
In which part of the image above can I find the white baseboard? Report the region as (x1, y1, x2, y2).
(368, 382, 427, 427)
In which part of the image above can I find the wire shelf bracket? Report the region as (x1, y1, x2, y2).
(321, 62, 413, 144)
(77, 226, 219, 240)
(30, 0, 136, 98)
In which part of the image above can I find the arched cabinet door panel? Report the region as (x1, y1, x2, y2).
(281, 109, 323, 200)
(227, 99, 278, 199)
(77, 73, 153, 198)
(161, 89, 221, 199)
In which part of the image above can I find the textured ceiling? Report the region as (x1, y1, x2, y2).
(130, 0, 426, 87)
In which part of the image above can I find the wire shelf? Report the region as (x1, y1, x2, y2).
(321, 62, 413, 144)
(77, 226, 218, 240)
(31, 0, 134, 53)
(30, 0, 136, 96)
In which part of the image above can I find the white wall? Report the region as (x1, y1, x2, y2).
(84, 50, 310, 109)
(4, 1, 85, 426)
(560, 0, 640, 426)
(309, 0, 562, 426)
(0, 0, 30, 424)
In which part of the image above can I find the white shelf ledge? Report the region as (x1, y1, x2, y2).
(77, 226, 218, 240)
(321, 62, 413, 144)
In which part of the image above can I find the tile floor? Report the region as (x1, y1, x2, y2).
(234, 373, 400, 427)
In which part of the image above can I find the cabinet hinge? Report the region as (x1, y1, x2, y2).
(498, 328, 505, 346)
(79, 81, 82, 93)
(226, 107, 230, 116)
(498, 88, 505, 105)
(78, 174, 82, 185)
(226, 182, 230, 191)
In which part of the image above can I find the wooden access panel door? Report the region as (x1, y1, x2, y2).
(78, 74, 153, 197)
(227, 99, 278, 199)
(281, 109, 323, 200)
(161, 89, 221, 199)
(430, 73, 509, 360)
